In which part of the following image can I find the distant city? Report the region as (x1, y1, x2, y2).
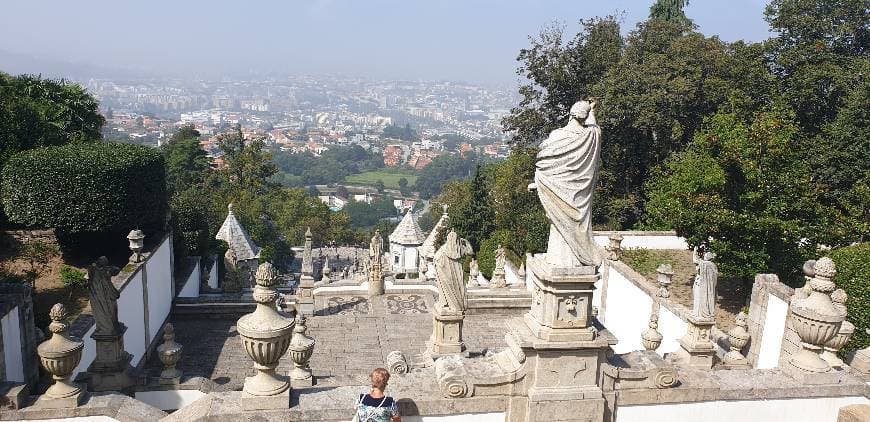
(87, 75, 519, 168)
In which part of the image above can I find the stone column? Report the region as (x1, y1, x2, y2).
(296, 228, 315, 316)
(36, 304, 85, 408)
(237, 262, 295, 409)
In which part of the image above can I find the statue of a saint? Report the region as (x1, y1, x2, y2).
(434, 231, 472, 313)
(692, 252, 718, 320)
(531, 100, 604, 266)
(88, 256, 121, 336)
(369, 230, 383, 265)
(468, 258, 480, 287)
(495, 245, 506, 272)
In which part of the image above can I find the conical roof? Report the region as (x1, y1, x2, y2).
(420, 211, 449, 259)
(215, 203, 261, 261)
(389, 210, 425, 246)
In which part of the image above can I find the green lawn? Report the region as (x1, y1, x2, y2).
(344, 170, 418, 189)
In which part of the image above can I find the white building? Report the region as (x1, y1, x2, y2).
(388, 210, 425, 275)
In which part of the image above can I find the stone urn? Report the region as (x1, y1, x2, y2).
(37, 304, 84, 404)
(157, 323, 183, 384)
(788, 258, 846, 373)
(605, 234, 624, 261)
(641, 314, 663, 351)
(287, 314, 315, 385)
(821, 289, 853, 368)
(237, 262, 295, 396)
(724, 312, 751, 367)
(656, 264, 673, 298)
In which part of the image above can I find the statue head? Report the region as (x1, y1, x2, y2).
(569, 101, 592, 121)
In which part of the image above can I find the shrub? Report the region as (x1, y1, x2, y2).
(59, 265, 86, 289)
(829, 243, 870, 355)
(1, 143, 168, 237)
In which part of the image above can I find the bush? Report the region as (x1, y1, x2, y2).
(829, 244, 870, 355)
(1, 143, 168, 237)
(59, 265, 86, 289)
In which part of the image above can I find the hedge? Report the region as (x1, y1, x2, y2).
(1, 142, 167, 235)
(829, 243, 870, 355)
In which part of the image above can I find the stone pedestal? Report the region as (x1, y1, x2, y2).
(87, 326, 134, 392)
(505, 253, 614, 422)
(427, 308, 465, 357)
(670, 315, 716, 369)
(296, 274, 315, 316)
(849, 347, 870, 376)
(368, 274, 385, 296)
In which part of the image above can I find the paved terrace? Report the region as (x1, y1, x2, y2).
(144, 293, 513, 391)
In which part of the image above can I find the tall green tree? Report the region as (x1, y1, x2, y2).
(503, 16, 623, 150)
(644, 111, 823, 285)
(649, 0, 692, 27)
(217, 124, 277, 194)
(162, 126, 209, 196)
(452, 165, 494, 252)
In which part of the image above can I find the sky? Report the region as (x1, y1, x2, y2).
(0, 0, 772, 84)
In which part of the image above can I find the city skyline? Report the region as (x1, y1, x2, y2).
(1, 0, 772, 84)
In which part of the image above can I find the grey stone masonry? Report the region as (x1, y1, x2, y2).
(746, 274, 794, 368)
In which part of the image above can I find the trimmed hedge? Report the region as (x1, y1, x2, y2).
(1, 142, 167, 235)
(829, 244, 870, 355)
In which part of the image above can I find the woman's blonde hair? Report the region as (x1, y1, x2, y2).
(371, 367, 390, 390)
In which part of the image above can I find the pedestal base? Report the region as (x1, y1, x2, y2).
(670, 315, 716, 369)
(427, 310, 465, 357)
(241, 389, 290, 410)
(33, 389, 85, 409)
(849, 348, 870, 375)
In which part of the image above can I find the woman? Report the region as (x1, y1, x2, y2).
(354, 368, 401, 422)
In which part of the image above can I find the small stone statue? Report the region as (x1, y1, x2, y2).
(467, 258, 480, 287)
(692, 252, 718, 320)
(88, 256, 121, 336)
(490, 244, 507, 288)
(434, 231, 472, 313)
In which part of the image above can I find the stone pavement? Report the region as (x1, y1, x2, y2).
(144, 293, 512, 391)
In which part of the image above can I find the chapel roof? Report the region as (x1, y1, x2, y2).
(215, 203, 261, 261)
(389, 210, 425, 246)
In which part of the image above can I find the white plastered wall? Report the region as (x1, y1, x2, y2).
(1, 306, 23, 382)
(616, 396, 868, 422)
(757, 294, 789, 369)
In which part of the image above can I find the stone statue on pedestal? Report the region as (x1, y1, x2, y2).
(530, 100, 604, 267)
(490, 245, 507, 288)
(434, 231, 472, 314)
(467, 258, 479, 287)
(368, 230, 385, 295)
(692, 252, 718, 321)
(88, 257, 121, 336)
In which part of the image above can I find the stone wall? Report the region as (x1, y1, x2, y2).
(70, 232, 176, 378)
(0, 283, 39, 386)
(745, 274, 795, 369)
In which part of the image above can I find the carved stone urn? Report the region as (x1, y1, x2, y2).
(821, 289, 854, 368)
(605, 234, 624, 261)
(37, 304, 84, 407)
(723, 312, 751, 368)
(157, 323, 183, 384)
(237, 262, 295, 396)
(788, 257, 846, 373)
(656, 264, 674, 298)
(287, 314, 315, 386)
(641, 314, 663, 351)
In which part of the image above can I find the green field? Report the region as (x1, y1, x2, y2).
(344, 170, 418, 189)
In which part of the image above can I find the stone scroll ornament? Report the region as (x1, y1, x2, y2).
(387, 350, 409, 374)
(88, 256, 121, 336)
(531, 100, 604, 267)
(434, 355, 472, 398)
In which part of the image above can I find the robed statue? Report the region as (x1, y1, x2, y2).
(531, 100, 604, 267)
(692, 252, 718, 320)
(88, 256, 122, 336)
(369, 230, 383, 267)
(434, 231, 473, 313)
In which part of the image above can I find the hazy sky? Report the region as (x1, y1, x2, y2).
(0, 0, 772, 83)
